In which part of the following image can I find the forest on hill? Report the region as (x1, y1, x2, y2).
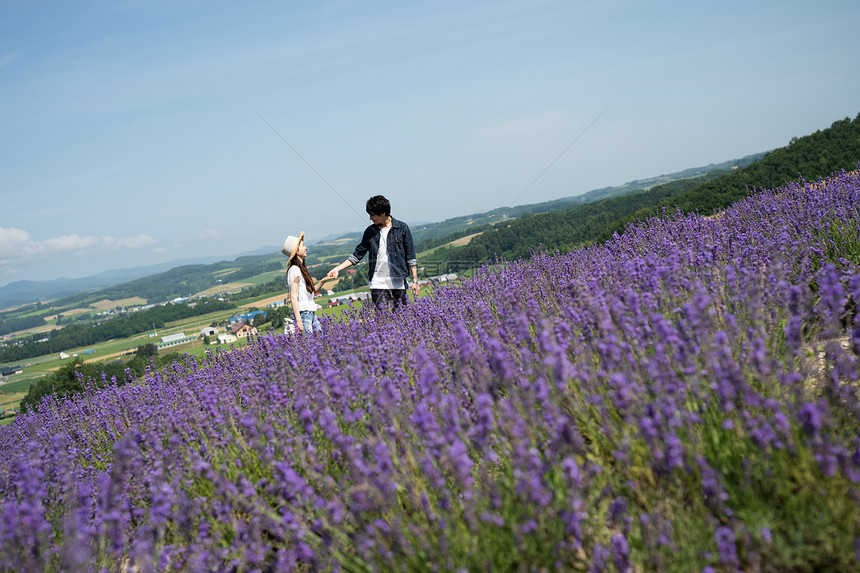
(427, 114, 860, 264)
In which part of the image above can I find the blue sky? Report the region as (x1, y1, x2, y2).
(1, 0, 858, 287)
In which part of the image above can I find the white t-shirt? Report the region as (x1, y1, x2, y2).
(369, 226, 405, 290)
(287, 265, 317, 311)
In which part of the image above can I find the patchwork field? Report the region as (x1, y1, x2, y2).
(448, 231, 482, 246)
(44, 307, 91, 320)
(38, 298, 148, 326)
(193, 281, 255, 296)
(89, 297, 148, 310)
(240, 294, 289, 309)
(0, 391, 27, 415)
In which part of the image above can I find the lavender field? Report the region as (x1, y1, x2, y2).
(2, 168, 860, 572)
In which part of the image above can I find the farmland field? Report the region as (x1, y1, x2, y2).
(240, 293, 289, 309)
(191, 270, 284, 296)
(89, 297, 148, 310)
(213, 268, 239, 277)
(242, 270, 283, 285)
(192, 281, 255, 296)
(43, 307, 91, 320)
(448, 231, 482, 246)
(417, 231, 484, 259)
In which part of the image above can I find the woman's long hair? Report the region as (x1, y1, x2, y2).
(289, 256, 315, 294)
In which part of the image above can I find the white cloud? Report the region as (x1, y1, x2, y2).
(40, 234, 101, 254)
(0, 226, 156, 262)
(0, 227, 31, 257)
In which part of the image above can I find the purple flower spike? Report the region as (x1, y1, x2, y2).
(714, 526, 738, 566)
(799, 403, 823, 437)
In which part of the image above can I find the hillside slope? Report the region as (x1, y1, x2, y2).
(433, 113, 860, 264)
(2, 166, 859, 570)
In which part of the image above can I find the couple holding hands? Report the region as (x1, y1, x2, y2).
(282, 195, 420, 334)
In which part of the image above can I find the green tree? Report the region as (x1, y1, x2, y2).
(19, 346, 195, 413)
(19, 358, 122, 413)
(136, 343, 158, 358)
(253, 312, 269, 328)
(269, 307, 286, 330)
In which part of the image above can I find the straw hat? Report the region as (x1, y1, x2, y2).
(281, 231, 305, 260)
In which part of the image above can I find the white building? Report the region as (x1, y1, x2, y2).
(161, 333, 187, 344)
(157, 332, 196, 349)
(199, 326, 219, 337)
(328, 291, 372, 306)
(430, 273, 458, 283)
(218, 333, 238, 344)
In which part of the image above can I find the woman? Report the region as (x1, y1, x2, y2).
(282, 232, 329, 334)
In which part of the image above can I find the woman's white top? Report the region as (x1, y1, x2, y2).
(287, 265, 317, 311)
(369, 226, 406, 290)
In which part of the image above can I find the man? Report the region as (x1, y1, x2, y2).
(326, 195, 419, 310)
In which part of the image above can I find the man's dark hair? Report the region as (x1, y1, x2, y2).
(366, 195, 391, 217)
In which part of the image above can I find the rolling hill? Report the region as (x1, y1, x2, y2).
(3, 111, 857, 322)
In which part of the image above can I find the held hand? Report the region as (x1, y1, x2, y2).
(326, 269, 339, 280)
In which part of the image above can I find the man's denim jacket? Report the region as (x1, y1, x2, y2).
(348, 217, 417, 283)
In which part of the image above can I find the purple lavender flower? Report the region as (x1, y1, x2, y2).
(714, 526, 738, 566)
(799, 403, 823, 437)
(589, 544, 610, 572)
(611, 533, 631, 573)
(0, 166, 858, 570)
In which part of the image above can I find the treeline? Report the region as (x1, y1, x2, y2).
(0, 298, 234, 363)
(429, 172, 730, 263)
(661, 115, 860, 215)
(0, 314, 45, 336)
(429, 114, 860, 265)
(18, 345, 179, 413)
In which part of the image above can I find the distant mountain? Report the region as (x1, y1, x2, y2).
(405, 151, 767, 244)
(0, 267, 175, 309)
(311, 231, 361, 244)
(0, 248, 279, 310)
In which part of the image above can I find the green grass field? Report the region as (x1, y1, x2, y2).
(240, 271, 283, 286)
